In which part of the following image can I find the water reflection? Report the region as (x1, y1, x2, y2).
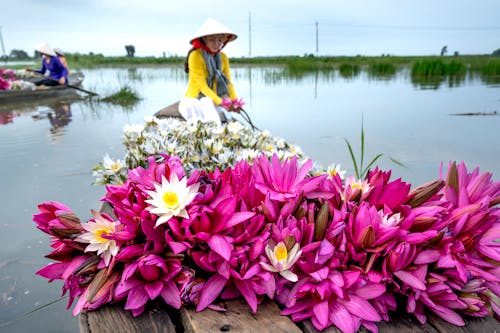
(48, 103, 72, 134)
(29, 102, 73, 135)
(253, 63, 499, 89)
(0, 111, 17, 125)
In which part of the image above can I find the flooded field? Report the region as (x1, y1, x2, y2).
(0, 65, 499, 332)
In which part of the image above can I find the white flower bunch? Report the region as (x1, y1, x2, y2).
(93, 116, 346, 185)
(10, 80, 36, 91)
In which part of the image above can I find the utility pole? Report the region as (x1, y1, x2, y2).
(315, 21, 319, 56)
(0, 26, 6, 60)
(248, 12, 252, 58)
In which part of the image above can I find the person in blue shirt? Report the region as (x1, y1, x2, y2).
(27, 42, 68, 86)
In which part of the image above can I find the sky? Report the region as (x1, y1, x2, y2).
(1, 0, 499, 58)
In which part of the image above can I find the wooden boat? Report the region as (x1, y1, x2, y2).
(154, 101, 182, 119)
(0, 72, 85, 104)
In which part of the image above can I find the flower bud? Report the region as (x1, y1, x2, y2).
(284, 234, 297, 251)
(314, 201, 329, 241)
(406, 179, 445, 207)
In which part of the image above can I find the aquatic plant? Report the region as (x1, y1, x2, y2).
(99, 85, 141, 106)
(338, 63, 361, 78)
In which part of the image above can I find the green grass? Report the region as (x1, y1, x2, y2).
(368, 62, 397, 77)
(3, 54, 500, 82)
(411, 59, 467, 76)
(338, 63, 360, 78)
(100, 86, 141, 106)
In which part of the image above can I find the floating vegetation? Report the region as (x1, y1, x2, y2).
(450, 111, 498, 116)
(100, 86, 141, 106)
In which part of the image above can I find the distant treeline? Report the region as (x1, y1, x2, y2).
(4, 52, 500, 80)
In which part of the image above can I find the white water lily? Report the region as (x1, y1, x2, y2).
(345, 176, 371, 193)
(145, 173, 200, 227)
(260, 241, 302, 282)
(102, 154, 123, 174)
(93, 118, 338, 185)
(123, 123, 144, 135)
(380, 211, 402, 227)
(227, 121, 244, 134)
(76, 210, 119, 266)
(326, 163, 346, 180)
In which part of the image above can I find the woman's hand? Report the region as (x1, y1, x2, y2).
(58, 77, 66, 85)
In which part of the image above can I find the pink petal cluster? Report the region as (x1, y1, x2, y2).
(34, 155, 500, 332)
(0, 68, 16, 90)
(221, 97, 245, 111)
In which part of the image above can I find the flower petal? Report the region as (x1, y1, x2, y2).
(394, 270, 426, 290)
(197, 274, 227, 311)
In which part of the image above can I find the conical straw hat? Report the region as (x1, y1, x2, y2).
(189, 18, 237, 44)
(54, 48, 64, 56)
(34, 42, 56, 57)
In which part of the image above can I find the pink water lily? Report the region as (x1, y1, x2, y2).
(33, 155, 500, 332)
(253, 154, 325, 202)
(115, 254, 182, 316)
(33, 201, 83, 238)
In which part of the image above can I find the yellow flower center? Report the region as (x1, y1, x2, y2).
(163, 191, 179, 209)
(352, 183, 362, 190)
(111, 162, 121, 172)
(95, 228, 111, 242)
(274, 242, 288, 262)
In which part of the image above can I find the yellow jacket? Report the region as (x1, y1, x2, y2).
(184, 48, 237, 106)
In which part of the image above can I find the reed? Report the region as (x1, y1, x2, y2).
(338, 63, 360, 78)
(411, 59, 466, 76)
(473, 58, 500, 76)
(368, 62, 397, 77)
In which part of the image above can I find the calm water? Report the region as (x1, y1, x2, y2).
(0, 66, 499, 332)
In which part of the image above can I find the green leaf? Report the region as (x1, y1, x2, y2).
(0, 296, 67, 328)
(361, 153, 383, 179)
(389, 157, 407, 168)
(360, 117, 365, 172)
(344, 138, 360, 179)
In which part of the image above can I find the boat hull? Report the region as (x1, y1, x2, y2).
(0, 72, 85, 104)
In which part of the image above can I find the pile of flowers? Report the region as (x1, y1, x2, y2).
(0, 68, 35, 91)
(92, 117, 338, 185)
(0, 68, 16, 90)
(35, 152, 500, 333)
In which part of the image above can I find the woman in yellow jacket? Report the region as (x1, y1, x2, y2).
(180, 18, 242, 125)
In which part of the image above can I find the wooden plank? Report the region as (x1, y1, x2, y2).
(301, 315, 440, 333)
(180, 298, 302, 333)
(427, 313, 499, 333)
(79, 303, 176, 333)
(301, 313, 499, 333)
